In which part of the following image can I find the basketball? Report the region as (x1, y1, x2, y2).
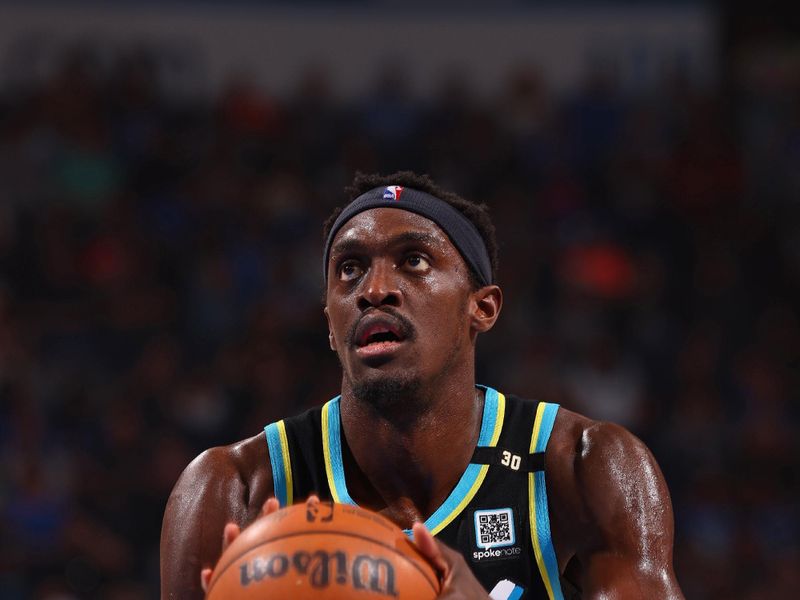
(205, 501, 441, 599)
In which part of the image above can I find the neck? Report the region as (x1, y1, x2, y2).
(338, 374, 484, 527)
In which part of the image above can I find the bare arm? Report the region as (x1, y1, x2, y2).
(160, 435, 272, 600)
(574, 422, 683, 599)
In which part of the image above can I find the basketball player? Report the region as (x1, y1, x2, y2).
(161, 172, 684, 599)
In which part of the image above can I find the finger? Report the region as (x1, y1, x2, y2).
(261, 497, 280, 516)
(222, 522, 241, 553)
(202, 523, 242, 594)
(306, 494, 320, 506)
(412, 522, 449, 575)
(200, 567, 213, 593)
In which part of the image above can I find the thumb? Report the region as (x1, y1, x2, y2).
(412, 522, 449, 576)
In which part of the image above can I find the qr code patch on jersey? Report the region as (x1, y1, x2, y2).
(473, 507, 515, 548)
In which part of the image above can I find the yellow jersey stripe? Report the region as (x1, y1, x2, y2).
(321, 400, 339, 503)
(276, 420, 293, 507)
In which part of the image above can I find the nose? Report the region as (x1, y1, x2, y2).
(357, 259, 401, 310)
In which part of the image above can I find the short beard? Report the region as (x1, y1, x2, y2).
(351, 374, 422, 415)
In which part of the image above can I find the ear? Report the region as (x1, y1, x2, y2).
(323, 306, 337, 351)
(469, 285, 503, 334)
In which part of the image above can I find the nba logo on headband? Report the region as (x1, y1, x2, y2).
(382, 185, 404, 201)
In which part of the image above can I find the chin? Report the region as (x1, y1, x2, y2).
(351, 373, 422, 410)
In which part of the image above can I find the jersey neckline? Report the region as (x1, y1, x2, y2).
(320, 385, 505, 537)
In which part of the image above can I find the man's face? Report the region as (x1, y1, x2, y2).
(324, 208, 482, 403)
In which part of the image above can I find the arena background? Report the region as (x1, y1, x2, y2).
(0, 1, 797, 598)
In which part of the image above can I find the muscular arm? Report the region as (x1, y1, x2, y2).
(574, 422, 683, 599)
(160, 435, 272, 600)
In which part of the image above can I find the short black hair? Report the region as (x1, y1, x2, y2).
(323, 171, 498, 288)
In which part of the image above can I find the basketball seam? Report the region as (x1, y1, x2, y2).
(207, 529, 440, 596)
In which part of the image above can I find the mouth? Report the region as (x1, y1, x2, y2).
(353, 317, 408, 360)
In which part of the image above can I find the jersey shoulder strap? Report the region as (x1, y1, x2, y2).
(528, 400, 563, 600)
(264, 403, 326, 507)
(264, 419, 293, 507)
(469, 394, 552, 474)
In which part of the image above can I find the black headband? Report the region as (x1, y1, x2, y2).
(323, 185, 492, 286)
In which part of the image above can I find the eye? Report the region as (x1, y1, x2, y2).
(404, 254, 431, 272)
(338, 260, 363, 282)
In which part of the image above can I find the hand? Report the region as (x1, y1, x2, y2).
(200, 495, 322, 593)
(412, 522, 489, 599)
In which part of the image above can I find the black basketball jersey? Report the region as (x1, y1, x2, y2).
(264, 386, 570, 600)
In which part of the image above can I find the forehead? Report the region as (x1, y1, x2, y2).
(330, 207, 455, 254)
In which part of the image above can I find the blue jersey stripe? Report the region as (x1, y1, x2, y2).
(508, 584, 525, 600)
(264, 421, 288, 507)
(532, 402, 563, 600)
(533, 403, 558, 453)
(324, 397, 357, 506)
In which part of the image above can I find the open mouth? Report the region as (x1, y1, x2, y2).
(357, 323, 404, 347)
(353, 316, 409, 361)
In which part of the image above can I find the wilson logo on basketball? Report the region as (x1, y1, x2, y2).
(239, 550, 399, 596)
(207, 503, 439, 599)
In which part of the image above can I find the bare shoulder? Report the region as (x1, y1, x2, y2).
(547, 408, 672, 540)
(160, 433, 273, 599)
(168, 432, 272, 524)
(545, 407, 683, 597)
(182, 433, 269, 487)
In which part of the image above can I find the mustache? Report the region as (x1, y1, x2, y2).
(345, 308, 416, 347)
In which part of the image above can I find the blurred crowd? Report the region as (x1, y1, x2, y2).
(0, 46, 798, 599)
